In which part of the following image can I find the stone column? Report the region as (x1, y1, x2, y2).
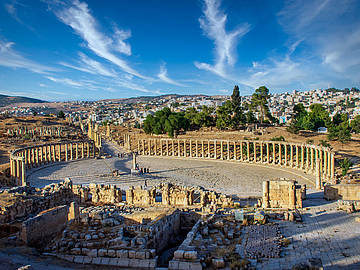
(327, 150, 331, 178)
(279, 144, 282, 166)
(183, 140, 186, 157)
(57, 144, 61, 161)
(234, 142, 237, 160)
(75, 143, 78, 160)
(160, 140, 163, 156)
(202, 140, 204, 158)
(306, 147, 310, 170)
(178, 140, 181, 157)
(289, 182, 296, 209)
(51, 145, 55, 162)
(215, 140, 218, 159)
(311, 148, 314, 171)
(221, 141, 224, 160)
(35, 147, 39, 165)
(70, 143, 74, 160)
(87, 142, 90, 158)
(247, 142, 250, 162)
(21, 157, 26, 186)
(323, 150, 328, 177)
(16, 159, 21, 182)
(296, 146, 299, 168)
(262, 180, 270, 208)
(284, 144, 288, 167)
(316, 159, 321, 190)
(44, 145, 48, 163)
(167, 140, 170, 156)
(266, 143, 269, 163)
(227, 141, 230, 160)
(240, 142, 243, 161)
(65, 144, 68, 161)
(301, 146, 305, 169)
(172, 140, 175, 156)
(82, 143, 85, 159)
(10, 158, 13, 177)
(272, 142, 275, 164)
(254, 142, 257, 163)
(189, 140, 192, 157)
(290, 144, 293, 167)
(331, 153, 335, 181)
(196, 140, 198, 157)
(208, 140, 211, 158)
(260, 142, 263, 163)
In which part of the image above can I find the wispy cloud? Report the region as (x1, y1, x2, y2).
(0, 40, 57, 74)
(46, 76, 83, 87)
(54, 0, 146, 79)
(195, 0, 250, 78)
(157, 63, 184, 86)
(60, 52, 117, 77)
(277, 0, 360, 82)
(114, 79, 161, 94)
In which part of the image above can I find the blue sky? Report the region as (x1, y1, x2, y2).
(0, 0, 359, 101)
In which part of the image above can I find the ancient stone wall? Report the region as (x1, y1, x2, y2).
(324, 184, 360, 201)
(262, 179, 305, 209)
(73, 183, 123, 204)
(137, 138, 336, 186)
(125, 183, 233, 208)
(21, 205, 70, 247)
(6, 126, 65, 138)
(0, 179, 73, 225)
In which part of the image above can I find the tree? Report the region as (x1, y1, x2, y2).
(339, 158, 353, 176)
(230, 85, 246, 128)
(216, 101, 233, 130)
(350, 115, 360, 133)
(251, 86, 271, 124)
(57, 110, 65, 119)
(231, 85, 241, 109)
(328, 113, 351, 142)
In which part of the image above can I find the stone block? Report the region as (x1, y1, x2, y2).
(63, 255, 74, 262)
(184, 250, 197, 260)
(107, 249, 116, 257)
(100, 257, 110, 265)
(92, 257, 102, 265)
(212, 258, 225, 268)
(178, 261, 191, 270)
(81, 248, 89, 256)
(135, 251, 146, 259)
(108, 258, 118, 266)
(73, 256, 84, 264)
(168, 260, 179, 269)
(138, 260, 150, 268)
(129, 259, 141, 268)
(128, 250, 136, 258)
(117, 258, 130, 267)
(87, 249, 97, 257)
(82, 256, 92, 264)
(174, 250, 184, 259)
(71, 248, 81, 255)
(98, 248, 107, 257)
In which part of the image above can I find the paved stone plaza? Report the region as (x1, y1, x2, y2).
(27, 141, 314, 197)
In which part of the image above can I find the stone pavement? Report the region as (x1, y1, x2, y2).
(255, 190, 360, 270)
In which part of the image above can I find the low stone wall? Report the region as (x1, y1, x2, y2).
(21, 205, 70, 247)
(324, 184, 360, 201)
(262, 179, 305, 209)
(0, 179, 74, 225)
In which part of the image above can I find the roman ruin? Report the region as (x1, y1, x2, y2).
(0, 120, 359, 269)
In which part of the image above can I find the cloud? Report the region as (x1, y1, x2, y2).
(113, 79, 161, 94)
(60, 52, 117, 77)
(277, 0, 360, 81)
(46, 76, 83, 87)
(0, 40, 57, 74)
(157, 63, 184, 86)
(54, 0, 146, 79)
(195, 0, 250, 78)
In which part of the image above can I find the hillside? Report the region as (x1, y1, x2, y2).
(0, 94, 46, 107)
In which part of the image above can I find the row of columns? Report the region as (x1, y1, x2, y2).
(138, 139, 335, 183)
(9, 141, 96, 186)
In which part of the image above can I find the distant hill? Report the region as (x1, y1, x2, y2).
(0, 94, 46, 107)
